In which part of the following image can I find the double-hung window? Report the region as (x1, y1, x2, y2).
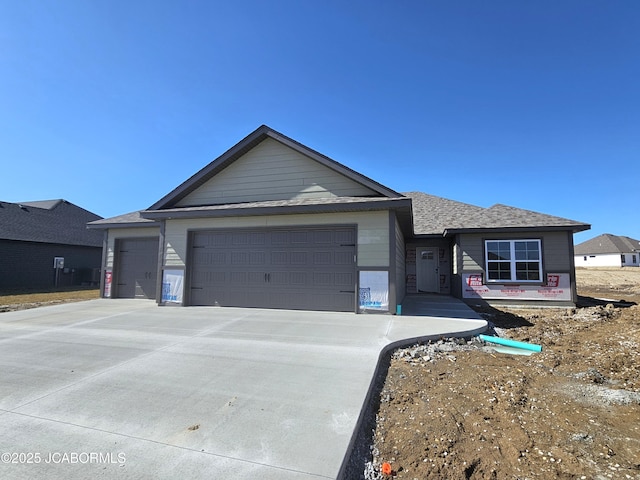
(485, 239, 542, 283)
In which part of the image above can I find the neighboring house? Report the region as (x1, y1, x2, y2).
(88, 125, 590, 311)
(0, 199, 103, 290)
(574, 234, 640, 268)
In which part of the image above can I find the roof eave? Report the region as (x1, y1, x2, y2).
(408, 232, 447, 239)
(87, 222, 159, 230)
(141, 198, 412, 221)
(443, 224, 591, 236)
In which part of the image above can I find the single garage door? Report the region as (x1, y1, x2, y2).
(189, 226, 356, 311)
(114, 237, 159, 299)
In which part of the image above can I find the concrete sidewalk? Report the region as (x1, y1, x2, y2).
(0, 299, 485, 479)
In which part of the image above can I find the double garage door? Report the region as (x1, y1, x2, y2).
(189, 226, 356, 311)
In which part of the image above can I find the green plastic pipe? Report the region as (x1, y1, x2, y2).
(479, 334, 542, 353)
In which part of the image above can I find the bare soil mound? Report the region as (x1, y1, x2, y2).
(366, 268, 640, 479)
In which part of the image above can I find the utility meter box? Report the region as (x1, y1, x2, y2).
(53, 257, 65, 269)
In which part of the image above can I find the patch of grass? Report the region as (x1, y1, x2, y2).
(0, 288, 100, 306)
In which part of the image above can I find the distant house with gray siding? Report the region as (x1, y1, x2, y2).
(0, 199, 103, 290)
(88, 125, 590, 310)
(575, 234, 640, 267)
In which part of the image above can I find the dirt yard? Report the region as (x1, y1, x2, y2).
(0, 288, 99, 312)
(367, 268, 640, 479)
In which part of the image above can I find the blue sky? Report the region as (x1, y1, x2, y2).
(1, 1, 638, 244)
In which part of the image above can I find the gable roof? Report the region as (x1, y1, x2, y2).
(406, 192, 590, 236)
(149, 125, 402, 211)
(87, 210, 158, 229)
(0, 199, 103, 247)
(575, 234, 640, 255)
(88, 126, 589, 238)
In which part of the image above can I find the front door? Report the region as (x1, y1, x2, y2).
(417, 248, 439, 293)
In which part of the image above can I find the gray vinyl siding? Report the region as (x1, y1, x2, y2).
(459, 234, 484, 272)
(175, 138, 378, 207)
(164, 211, 389, 269)
(394, 216, 406, 304)
(457, 231, 574, 274)
(105, 227, 161, 270)
(542, 231, 574, 272)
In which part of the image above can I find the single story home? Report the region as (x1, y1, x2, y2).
(575, 234, 640, 268)
(88, 125, 590, 311)
(0, 199, 103, 290)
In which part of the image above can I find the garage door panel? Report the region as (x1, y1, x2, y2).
(227, 271, 269, 286)
(192, 270, 226, 285)
(250, 232, 266, 245)
(335, 251, 354, 265)
(191, 287, 269, 307)
(289, 231, 310, 244)
(271, 231, 290, 245)
(231, 252, 247, 264)
(229, 272, 247, 285)
(269, 271, 289, 285)
(290, 252, 307, 264)
(314, 230, 335, 243)
(232, 232, 267, 246)
(335, 229, 355, 243)
(335, 272, 354, 286)
(189, 287, 208, 305)
(270, 251, 289, 265)
(227, 251, 265, 265)
(115, 238, 159, 299)
(312, 272, 333, 286)
(189, 227, 355, 311)
(192, 251, 226, 266)
(313, 251, 332, 265)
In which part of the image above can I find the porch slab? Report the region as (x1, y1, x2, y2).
(399, 294, 483, 319)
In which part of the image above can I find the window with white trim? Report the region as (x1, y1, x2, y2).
(485, 239, 542, 282)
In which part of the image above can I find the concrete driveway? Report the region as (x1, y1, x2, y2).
(0, 299, 486, 479)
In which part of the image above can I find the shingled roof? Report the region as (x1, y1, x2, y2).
(403, 192, 485, 235)
(88, 197, 414, 234)
(405, 192, 590, 236)
(90, 191, 589, 237)
(87, 210, 157, 229)
(0, 199, 103, 247)
(575, 234, 640, 255)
